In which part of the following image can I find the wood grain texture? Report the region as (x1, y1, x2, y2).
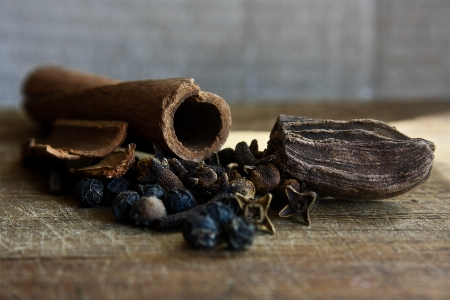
(1, 105, 449, 299)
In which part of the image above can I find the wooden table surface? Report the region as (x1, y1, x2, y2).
(1, 101, 449, 299)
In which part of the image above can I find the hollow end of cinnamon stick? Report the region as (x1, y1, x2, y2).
(22, 65, 232, 162)
(162, 91, 231, 162)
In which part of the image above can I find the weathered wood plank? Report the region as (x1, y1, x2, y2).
(0, 107, 449, 299)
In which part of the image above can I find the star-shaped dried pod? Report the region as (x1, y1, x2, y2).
(279, 186, 317, 225)
(273, 178, 306, 207)
(234, 193, 275, 234)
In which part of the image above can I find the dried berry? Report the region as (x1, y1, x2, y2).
(75, 178, 104, 208)
(182, 214, 221, 249)
(112, 190, 140, 222)
(103, 177, 130, 206)
(129, 196, 167, 226)
(140, 184, 166, 199)
(164, 189, 197, 214)
(223, 216, 255, 250)
(202, 202, 236, 227)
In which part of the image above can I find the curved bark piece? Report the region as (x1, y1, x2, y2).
(266, 115, 435, 201)
(71, 143, 136, 178)
(23, 119, 128, 160)
(22, 65, 231, 162)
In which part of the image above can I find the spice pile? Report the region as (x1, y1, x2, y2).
(20, 66, 435, 251)
(22, 114, 435, 251)
(22, 136, 318, 251)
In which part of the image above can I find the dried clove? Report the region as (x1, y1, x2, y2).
(249, 163, 281, 194)
(171, 158, 217, 188)
(235, 141, 276, 174)
(217, 147, 237, 166)
(249, 139, 263, 159)
(137, 157, 186, 192)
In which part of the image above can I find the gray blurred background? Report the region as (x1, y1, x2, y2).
(1, 0, 450, 107)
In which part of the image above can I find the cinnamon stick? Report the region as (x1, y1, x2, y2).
(22, 66, 231, 162)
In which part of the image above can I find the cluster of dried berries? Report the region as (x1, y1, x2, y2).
(24, 138, 319, 251)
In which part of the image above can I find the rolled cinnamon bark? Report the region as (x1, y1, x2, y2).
(22, 66, 231, 162)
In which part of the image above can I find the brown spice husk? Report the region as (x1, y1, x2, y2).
(71, 143, 136, 178)
(266, 115, 435, 201)
(22, 65, 231, 162)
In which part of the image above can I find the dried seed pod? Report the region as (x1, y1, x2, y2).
(267, 115, 435, 201)
(272, 178, 305, 208)
(249, 163, 281, 194)
(278, 187, 317, 226)
(235, 193, 275, 234)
